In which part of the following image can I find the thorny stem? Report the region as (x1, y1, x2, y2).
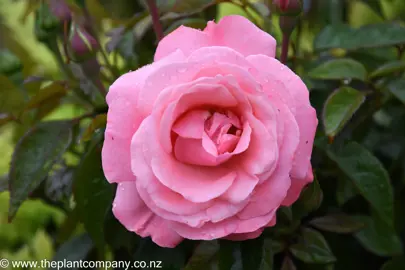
(281, 32, 290, 64)
(146, 0, 163, 42)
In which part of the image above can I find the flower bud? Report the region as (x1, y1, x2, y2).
(37, 2, 61, 31)
(279, 15, 298, 36)
(0, 50, 23, 76)
(273, 0, 302, 16)
(68, 23, 98, 62)
(48, 0, 71, 22)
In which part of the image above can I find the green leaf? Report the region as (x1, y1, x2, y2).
(308, 59, 367, 81)
(387, 79, 405, 105)
(326, 141, 394, 224)
(354, 215, 403, 256)
(0, 49, 23, 75)
(290, 228, 336, 264)
(25, 81, 67, 110)
(322, 87, 366, 137)
(309, 213, 365, 233)
(369, 61, 405, 79)
(73, 137, 114, 253)
(219, 240, 235, 270)
(184, 241, 219, 270)
(0, 175, 8, 193)
(336, 177, 357, 206)
(81, 114, 107, 142)
(241, 237, 263, 270)
(360, 0, 384, 17)
(104, 208, 139, 252)
(0, 75, 25, 115)
(56, 208, 80, 245)
(271, 240, 285, 254)
(8, 120, 73, 220)
(133, 238, 189, 270)
(241, 237, 273, 270)
(281, 256, 296, 270)
(292, 176, 323, 220)
(50, 234, 93, 270)
(380, 256, 405, 270)
(45, 165, 74, 202)
(315, 23, 405, 51)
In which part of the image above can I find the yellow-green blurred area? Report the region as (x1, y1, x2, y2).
(1, 0, 405, 265)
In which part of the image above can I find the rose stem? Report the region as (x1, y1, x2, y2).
(146, 0, 163, 42)
(280, 32, 290, 64)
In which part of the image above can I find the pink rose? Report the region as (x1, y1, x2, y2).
(102, 15, 318, 248)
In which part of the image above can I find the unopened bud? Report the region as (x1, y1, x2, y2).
(273, 0, 302, 16)
(0, 50, 23, 76)
(68, 23, 98, 62)
(37, 2, 61, 31)
(49, 0, 71, 22)
(279, 15, 298, 36)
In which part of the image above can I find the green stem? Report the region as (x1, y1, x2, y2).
(47, 38, 96, 108)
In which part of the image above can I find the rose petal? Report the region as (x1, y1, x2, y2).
(236, 112, 278, 175)
(221, 169, 259, 203)
(159, 83, 238, 153)
(204, 15, 276, 58)
(282, 164, 314, 206)
(172, 109, 211, 139)
(247, 55, 318, 180)
(102, 50, 185, 183)
(174, 136, 230, 166)
(112, 182, 183, 248)
(155, 26, 211, 61)
(238, 102, 299, 219)
(155, 15, 276, 61)
(151, 154, 237, 203)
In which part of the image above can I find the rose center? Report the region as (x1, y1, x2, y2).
(204, 110, 242, 154)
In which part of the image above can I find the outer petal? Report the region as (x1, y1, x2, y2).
(171, 209, 276, 240)
(155, 15, 276, 61)
(282, 165, 314, 206)
(112, 182, 183, 247)
(246, 55, 318, 180)
(102, 50, 185, 183)
(204, 15, 276, 58)
(155, 26, 211, 61)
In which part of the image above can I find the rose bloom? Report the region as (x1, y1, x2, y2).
(102, 15, 318, 247)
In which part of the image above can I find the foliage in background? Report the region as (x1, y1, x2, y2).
(1, 0, 405, 269)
